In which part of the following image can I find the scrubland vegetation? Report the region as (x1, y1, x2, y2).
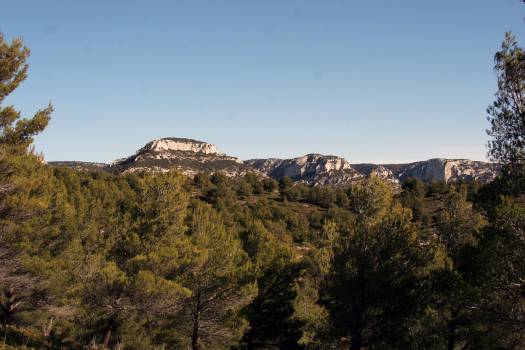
(1, 32, 524, 349)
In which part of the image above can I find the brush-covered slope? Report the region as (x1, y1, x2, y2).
(49, 138, 499, 185)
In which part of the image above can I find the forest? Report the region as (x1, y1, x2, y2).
(0, 31, 524, 350)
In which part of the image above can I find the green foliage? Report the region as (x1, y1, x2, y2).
(417, 189, 487, 350)
(238, 221, 305, 350)
(0, 32, 55, 349)
(347, 174, 393, 218)
(262, 178, 278, 193)
(173, 203, 257, 350)
(305, 187, 337, 209)
(237, 179, 253, 198)
(2, 31, 525, 350)
(474, 199, 525, 348)
(320, 177, 430, 350)
(487, 32, 525, 170)
(0, 33, 52, 148)
(399, 177, 427, 221)
(475, 170, 525, 217)
(279, 178, 302, 202)
(2, 159, 523, 349)
(427, 181, 450, 197)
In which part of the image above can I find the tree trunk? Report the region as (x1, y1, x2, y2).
(43, 317, 54, 337)
(2, 290, 13, 345)
(350, 329, 362, 350)
(246, 329, 254, 350)
(3, 318, 7, 345)
(2, 289, 14, 327)
(447, 321, 455, 350)
(102, 327, 112, 349)
(102, 319, 114, 349)
(191, 318, 199, 350)
(191, 291, 201, 350)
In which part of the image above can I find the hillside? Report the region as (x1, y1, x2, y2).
(49, 137, 499, 186)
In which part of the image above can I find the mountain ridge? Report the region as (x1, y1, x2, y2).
(48, 137, 499, 186)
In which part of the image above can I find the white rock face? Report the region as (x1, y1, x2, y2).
(276, 154, 352, 179)
(398, 159, 498, 183)
(295, 154, 351, 173)
(249, 156, 498, 187)
(370, 165, 400, 184)
(110, 137, 253, 177)
(246, 154, 362, 186)
(143, 138, 219, 154)
(58, 137, 498, 186)
(113, 138, 226, 165)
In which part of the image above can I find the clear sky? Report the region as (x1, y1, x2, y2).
(1, 0, 525, 164)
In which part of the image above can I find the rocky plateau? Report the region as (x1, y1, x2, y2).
(48, 137, 500, 187)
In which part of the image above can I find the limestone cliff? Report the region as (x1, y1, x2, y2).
(109, 138, 251, 177)
(49, 138, 499, 186)
(393, 159, 499, 183)
(245, 154, 364, 186)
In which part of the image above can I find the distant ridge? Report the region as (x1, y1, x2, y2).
(48, 137, 499, 186)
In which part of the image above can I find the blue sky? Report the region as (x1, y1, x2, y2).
(1, 0, 524, 163)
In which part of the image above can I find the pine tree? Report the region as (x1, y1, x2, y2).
(476, 199, 525, 349)
(75, 171, 191, 349)
(487, 33, 525, 172)
(239, 221, 305, 350)
(175, 203, 257, 350)
(321, 177, 430, 350)
(0, 33, 52, 148)
(422, 189, 486, 350)
(0, 32, 53, 346)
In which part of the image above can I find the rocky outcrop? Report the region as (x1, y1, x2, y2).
(139, 138, 219, 155)
(109, 138, 252, 177)
(370, 165, 400, 184)
(246, 154, 364, 186)
(49, 138, 499, 186)
(353, 159, 498, 184)
(392, 159, 499, 183)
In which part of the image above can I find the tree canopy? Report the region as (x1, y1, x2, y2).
(0, 31, 524, 350)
